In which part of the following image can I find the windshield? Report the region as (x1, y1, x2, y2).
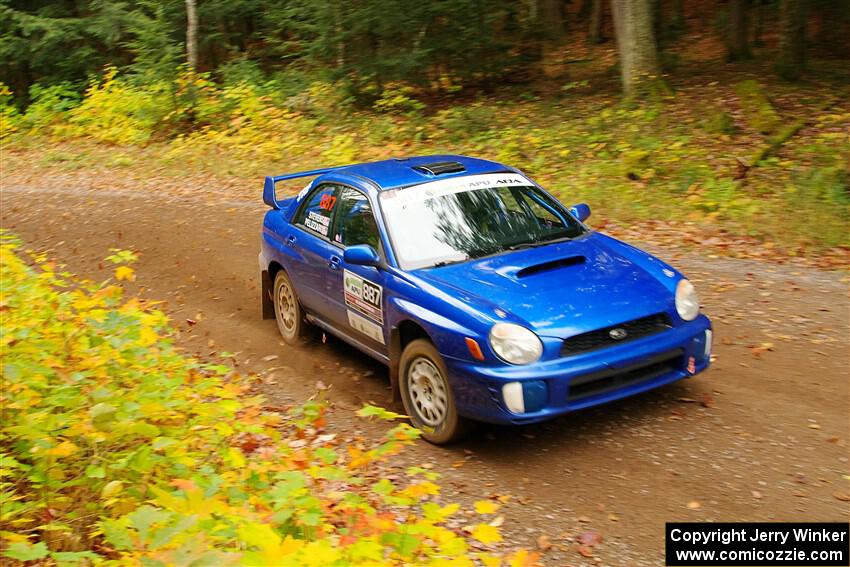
(379, 173, 586, 270)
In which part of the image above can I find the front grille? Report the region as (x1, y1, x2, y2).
(560, 313, 672, 357)
(567, 350, 683, 401)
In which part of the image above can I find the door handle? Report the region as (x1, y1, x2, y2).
(329, 256, 341, 270)
(286, 235, 296, 247)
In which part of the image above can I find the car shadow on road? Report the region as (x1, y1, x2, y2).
(459, 381, 696, 457)
(312, 331, 705, 459)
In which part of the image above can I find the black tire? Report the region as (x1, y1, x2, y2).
(399, 339, 470, 444)
(272, 270, 311, 346)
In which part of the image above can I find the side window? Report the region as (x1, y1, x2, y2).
(333, 187, 381, 252)
(294, 184, 339, 239)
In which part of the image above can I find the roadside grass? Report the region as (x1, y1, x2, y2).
(2, 67, 848, 255)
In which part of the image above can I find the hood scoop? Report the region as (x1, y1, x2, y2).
(516, 256, 585, 278)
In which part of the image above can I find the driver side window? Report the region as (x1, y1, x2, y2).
(294, 184, 339, 239)
(333, 187, 382, 254)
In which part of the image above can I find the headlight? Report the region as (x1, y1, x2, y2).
(675, 279, 700, 321)
(489, 323, 543, 364)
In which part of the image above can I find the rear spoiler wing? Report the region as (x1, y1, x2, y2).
(263, 166, 348, 209)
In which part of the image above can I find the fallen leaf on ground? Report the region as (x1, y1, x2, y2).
(475, 500, 500, 514)
(537, 534, 552, 551)
(577, 545, 594, 558)
(687, 500, 701, 510)
(833, 491, 850, 502)
(577, 531, 602, 546)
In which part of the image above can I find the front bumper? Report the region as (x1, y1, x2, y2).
(446, 315, 712, 424)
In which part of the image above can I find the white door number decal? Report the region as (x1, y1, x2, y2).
(343, 269, 383, 325)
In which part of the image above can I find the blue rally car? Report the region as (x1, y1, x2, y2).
(259, 155, 711, 443)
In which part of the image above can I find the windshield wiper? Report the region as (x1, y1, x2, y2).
(504, 235, 576, 251)
(429, 255, 475, 268)
(466, 246, 506, 259)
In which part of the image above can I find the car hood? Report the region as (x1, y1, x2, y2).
(415, 233, 675, 338)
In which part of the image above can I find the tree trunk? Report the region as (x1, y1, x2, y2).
(651, 0, 662, 49)
(777, 0, 807, 79)
(815, 0, 850, 57)
(671, 0, 685, 30)
(185, 0, 198, 71)
(579, 0, 594, 20)
(727, 0, 751, 61)
(538, 0, 567, 77)
(753, 0, 764, 46)
(539, 0, 567, 42)
(589, 0, 605, 43)
(334, 0, 345, 68)
(611, 0, 662, 97)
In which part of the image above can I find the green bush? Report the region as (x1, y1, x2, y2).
(0, 234, 529, 566)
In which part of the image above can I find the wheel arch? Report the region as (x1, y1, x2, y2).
(388, 319, 433, 402)
(261, 261, 285, 319)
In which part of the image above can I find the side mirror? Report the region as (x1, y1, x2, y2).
(263, 176, 279, 209)
(343, 244, 382, 267)
(568, 203, 591, 222)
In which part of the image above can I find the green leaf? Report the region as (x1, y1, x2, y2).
(270, 471, 306, 501)
(149, 515, 196, 549)
(84, 464, 105, 478)
(130, 421, 161, 438)
(313, 447, 337, 464)
(129, 505, 170, 543)
(299, 511, 322, 526)
(151, 437, 178, 450)
(90, 402, 117, 420)
(128, 445, 154, 473)
(3, 541, 49, 561)
(101, 518, 134, 550)
(356, 404, 407, 420)
(381, 532, 420, 557)
(50, 550, 99, 564)
(371, 478, 394, 496)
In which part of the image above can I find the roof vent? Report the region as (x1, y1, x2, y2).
(413, 161, 466, 176)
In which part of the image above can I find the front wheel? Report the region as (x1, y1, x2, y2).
(399, 339, 470, 444)
(273, 270, 311, 346)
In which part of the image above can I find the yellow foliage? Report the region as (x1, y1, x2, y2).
(0, 233, 516, 565)
(114, 265, 135, 281)
(474, 500, 500, 514)
(470, 523, 503, 544)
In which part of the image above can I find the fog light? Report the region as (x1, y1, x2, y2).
(502, 382, 524, 414)
(704, 330, 712, 359)
(502, 380, 547, 414)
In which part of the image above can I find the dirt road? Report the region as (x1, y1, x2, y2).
(2, 182, 848, 565)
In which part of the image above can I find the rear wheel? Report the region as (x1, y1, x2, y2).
(273, 270, 311, 346)
(399, 339, 470, 444)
